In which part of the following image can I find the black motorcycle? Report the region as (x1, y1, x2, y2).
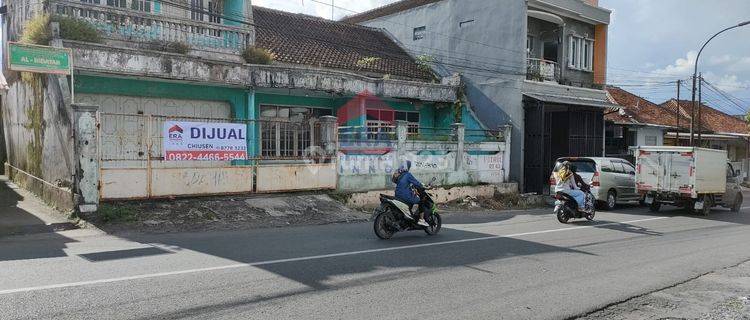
(373, 179, 442, 240)
(553, 191, 595, 224)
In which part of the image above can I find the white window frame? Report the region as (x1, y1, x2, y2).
(568, 35, 594, 72)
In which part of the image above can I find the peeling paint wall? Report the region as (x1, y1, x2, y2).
(2, 72, 75, 209)
(68, 42, 458, 103)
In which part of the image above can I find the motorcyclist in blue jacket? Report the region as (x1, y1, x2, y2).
(393, 160, 429, 226)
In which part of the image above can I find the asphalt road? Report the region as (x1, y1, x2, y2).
(3, 202, 750, 320)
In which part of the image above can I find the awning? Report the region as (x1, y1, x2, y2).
(528, 10, 564, 25)
(523, 93, 620, 109)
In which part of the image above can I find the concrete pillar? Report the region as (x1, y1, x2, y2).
(319, 116, 338, 156)
(452, 123, 465, 171)
(502, 125, 513, 183)
(395, 120, 408, 168)
(73, 104, 99, 213)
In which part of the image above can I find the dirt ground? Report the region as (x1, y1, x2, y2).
(578, 260, 750, 320)
(81, 193, 369, 234)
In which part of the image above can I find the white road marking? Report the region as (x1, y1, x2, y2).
(0, 216, 669, 295)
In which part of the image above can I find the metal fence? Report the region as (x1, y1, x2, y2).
(98, 112, 328, 165)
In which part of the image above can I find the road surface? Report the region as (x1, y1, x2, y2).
(3, 203, 750, 319)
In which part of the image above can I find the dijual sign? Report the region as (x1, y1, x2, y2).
(163, 121, 248, 161)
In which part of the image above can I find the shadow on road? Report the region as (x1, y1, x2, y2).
(118, 220, 596, 320)
(0, 178, 79, 261)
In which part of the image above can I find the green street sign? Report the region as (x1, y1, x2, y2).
(8, 42, 72, 75)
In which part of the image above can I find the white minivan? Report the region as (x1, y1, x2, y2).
(550, 157, 641, 210)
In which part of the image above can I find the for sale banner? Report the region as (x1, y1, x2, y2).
(163, 121, 248, 161)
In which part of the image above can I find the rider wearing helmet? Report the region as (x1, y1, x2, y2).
(555, 161, 590, 211)
(392, 160, 429, 226)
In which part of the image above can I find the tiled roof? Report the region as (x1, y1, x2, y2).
(605, 87, 676, 127)
(340, 0, 443, 24)
(660, 99, 749, 135)
(253, 6, 434, 81)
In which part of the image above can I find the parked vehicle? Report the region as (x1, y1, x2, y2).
(550, 157, 641, 210)
(552, 190, 596, 223)
(635, 146, 743, 215)
(373, 178, 441, 239)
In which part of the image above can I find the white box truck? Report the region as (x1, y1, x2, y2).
(635, 146, 743, 215)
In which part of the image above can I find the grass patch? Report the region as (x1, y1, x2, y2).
(20, 14, 52, 45)
(98, 204, 137, 223)
(242, 47, 275, 65)
(20, 14, 103, 45)
(54, 16, 102, 43)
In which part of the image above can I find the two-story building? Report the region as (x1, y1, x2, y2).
(344, 0, 616, 193)
(2, 0, 477, 211)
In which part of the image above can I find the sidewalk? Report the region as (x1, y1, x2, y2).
(578, 260, 750, 320)
(0, 176, 79, 237)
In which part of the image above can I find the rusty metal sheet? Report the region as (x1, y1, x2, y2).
(150, 167, 253, 198)
(256, 164, 337, 192)
(100, 168, 149, 199)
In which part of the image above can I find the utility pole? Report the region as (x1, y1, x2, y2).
(690, 74, 696, 146)
(676, 79, 681, 144)
(331, 0, 334, 20)
(689, 20, 750, 146)
(697, 73, 703, 147)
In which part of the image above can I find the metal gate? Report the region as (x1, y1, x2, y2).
(96, 112, 337, 200)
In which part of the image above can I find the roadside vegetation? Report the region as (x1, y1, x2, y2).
(242, 47, 276, 64)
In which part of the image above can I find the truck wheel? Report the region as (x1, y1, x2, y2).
(696, 196, 712, 216)
(731, 194, 743, 213)
(648, 202, 661, 212)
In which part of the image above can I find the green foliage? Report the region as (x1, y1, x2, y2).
(242, 47, 276, 65)
(415, 54, 435, 73)
(53, 16, 102, 43)
(98, 204, 137, 223)
(20, 14, 51, 45)
(20, 15, 103, 45)
(356, 57, 381, 69)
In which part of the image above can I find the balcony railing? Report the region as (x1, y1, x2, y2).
(52, 1, 252, 54)
(526, 58, 560, 82)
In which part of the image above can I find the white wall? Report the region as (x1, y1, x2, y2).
(636, 126, 664, 147)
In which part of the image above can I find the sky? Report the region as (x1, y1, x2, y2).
(255, 0, 750, 115)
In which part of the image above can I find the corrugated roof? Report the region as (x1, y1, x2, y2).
(254, 6, 434, 81)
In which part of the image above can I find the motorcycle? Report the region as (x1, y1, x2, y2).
(553, 191, 595, 224)
(373, 178, 442, 240)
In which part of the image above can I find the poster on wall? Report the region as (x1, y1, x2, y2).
(163, 121, 248, 161)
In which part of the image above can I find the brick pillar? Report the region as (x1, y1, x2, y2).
(73, 104, 99, 213)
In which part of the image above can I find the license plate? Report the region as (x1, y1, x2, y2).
(645, 196, 654, 205)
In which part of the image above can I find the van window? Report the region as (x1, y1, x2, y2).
(611, 161, 626, 174)
(622, 162, 636, 174)
(600, 161, 614, 173)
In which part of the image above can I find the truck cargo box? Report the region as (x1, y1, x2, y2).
(635, 147, 727, 198)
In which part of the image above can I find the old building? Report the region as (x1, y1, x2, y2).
(604, 87, 674, 162)
(3, 0, 506, 211)
(343, 0, 616, 193)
